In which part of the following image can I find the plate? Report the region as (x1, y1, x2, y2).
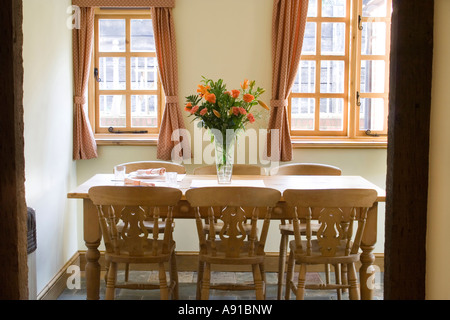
(128, 172, 166, 180)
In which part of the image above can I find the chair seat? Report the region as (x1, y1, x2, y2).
(106, 240, 176, 264)
(289, 239, 360, 265)
(279, 222, 321, 235)
(200, 241, 265, 265)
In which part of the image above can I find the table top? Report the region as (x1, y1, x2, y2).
(68, 174, 386, 202)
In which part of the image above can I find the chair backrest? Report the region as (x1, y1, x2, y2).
(186, 187, 281, 258)
(270, 163, 342, 176)
(283, 189, 377, 257)
(193, 164, 264, 175)
(89, 186, 182, 257)
(117, 161, 186, 174)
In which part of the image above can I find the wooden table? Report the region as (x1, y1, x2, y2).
(68, 174, 386, 300)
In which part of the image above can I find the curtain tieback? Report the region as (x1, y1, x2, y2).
(74, 96, 86, 105)
(271, 99, 288, 108)
(166, 96, 179, 104)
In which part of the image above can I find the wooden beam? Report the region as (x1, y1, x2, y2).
(385, 0, 434, 300)
(0, 0, 27, 300)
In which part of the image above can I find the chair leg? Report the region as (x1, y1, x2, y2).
(296, 264, 307, 300)
(105, 262, 117, 300)
(252, 264, 265, 300)
(201, 262, 211, 300)
(196, 260, 204, 300)
(159, 262, 169, 300)
(284, 251, 295, 300)
(341, 263, 348, 293)
(125, 263, 130, 282)
(348, 263, 360, 300)
(170, 251, 179, 300)
(325, 264, 330, 285)
(277, 234, 288, 300)
(334, 264, 342, 300)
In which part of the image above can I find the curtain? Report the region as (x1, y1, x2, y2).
(73, 7, 98, 160)
(267, 0, 309, 161)
(151, 7, 191, 161)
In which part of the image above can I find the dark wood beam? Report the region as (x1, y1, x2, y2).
(0, 0, 27, 300)
(385, 0, 434, 300)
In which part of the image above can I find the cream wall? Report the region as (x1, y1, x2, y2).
(426, 0, 450, 300)
(23, 0, 77, 296)
(77, 0, 387, 254)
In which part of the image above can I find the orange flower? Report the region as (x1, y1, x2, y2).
(213, 109, 221, 118)
(247, 113, 255, 123)
(243, 94, 255, 103)
(258, 100, 269, 110)
(241, 79, 249, 90)
(190, 105, 199, 114)
(224, 91, 231, 96)
(200, 108, 208, 116)
(184, 102, 193, 112)
(239, 107, 247, 115)
(232, 107, 240, 116)
(197, 85, 210, 97)
(205, 93, 216, 104)
(231, 90, 240, 99)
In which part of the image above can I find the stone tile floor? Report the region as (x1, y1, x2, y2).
(57, 270, 384, 300)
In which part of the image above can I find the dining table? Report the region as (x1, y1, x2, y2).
(67, 173, 386, 300)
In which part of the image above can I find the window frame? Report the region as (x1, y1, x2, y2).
(88, 8, 164, 143)
(289, 0, 392, 146)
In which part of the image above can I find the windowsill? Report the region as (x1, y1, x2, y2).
(291, 137, 388, 149)
(95, 134, 159, 146)
(94, 135, 388, 149)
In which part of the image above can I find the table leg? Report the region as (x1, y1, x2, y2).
(83, 199, 101, 300)
(359, 203, 378, 300)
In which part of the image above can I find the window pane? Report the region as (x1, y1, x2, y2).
(361, 22, 386, 55)
(291, 98, 315, 130)
(131, 57, 157, 90)
(131, 19, 155, 52)
(320, 60, 344, 93)
(99, 95, 126, 127)
(320, 98, 343, 131)
(308, 0, 318, 17)
(359, 98, 385, 131)
(322, 0, 346, 17)
(321, 23, 345, 55)
(99, 19, 125, 52)
(131, 95, 158, 128)
(362, 0, 387, 17)
(292, 60, 316, 93)
(99, 57, 126, 90)
(360, 60, 385, 93)
(302, 22, 317, 55)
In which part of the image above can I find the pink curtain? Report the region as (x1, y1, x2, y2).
(152, 7, 191, 161)
(73, 7, 98, 160)
(267, 0, 309, 161)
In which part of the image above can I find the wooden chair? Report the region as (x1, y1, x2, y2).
(88, 186, 182, 300)
(270, 163, 342, 299)
(269, 163, 342, 176)
(283, 188, 378, 300)
(193, 164, 264, 235)
(185, 186, 281, 300)
(114, 161, 185, 280)
(193, 164, 264, 175)
(117, 160, 186, 174)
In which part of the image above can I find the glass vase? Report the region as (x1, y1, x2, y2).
(213, 131, 236, 184)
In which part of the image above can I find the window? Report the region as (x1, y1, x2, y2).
(289, 0, 391, 141)
(89, 9, 164, 140)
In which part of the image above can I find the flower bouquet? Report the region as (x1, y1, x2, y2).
(185, 77, 269, 183)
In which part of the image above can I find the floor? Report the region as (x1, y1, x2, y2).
(57, 269, 384, 300)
